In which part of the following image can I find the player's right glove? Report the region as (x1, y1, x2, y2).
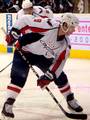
(37, 70, 56, 89)
(37, 75, 53, 89)
(5, 28, 20, 46)
(5, 34, 14, 45)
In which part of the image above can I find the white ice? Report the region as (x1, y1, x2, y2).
(0, 53, 90, 120)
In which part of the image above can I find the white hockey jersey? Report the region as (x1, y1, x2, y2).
(17, 6, 53, 19)
(12, 15, 70, 59)
(12, 15, 71, 77)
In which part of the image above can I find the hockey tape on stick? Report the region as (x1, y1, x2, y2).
(17, 49, 87, 120)
(1, 27, 7, 35)
(0, 27, 12, 72)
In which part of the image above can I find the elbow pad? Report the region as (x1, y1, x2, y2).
(10, 27, 20, 40)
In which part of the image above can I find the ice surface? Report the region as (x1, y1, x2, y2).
(0, 53, 90, 120)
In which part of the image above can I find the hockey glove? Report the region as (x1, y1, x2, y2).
(5, 34, 14, 45)
(37, 75, 53, 89)
(5, 27, 20, 46)
(37, 70, 56, 89)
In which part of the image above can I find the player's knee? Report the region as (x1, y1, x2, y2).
(54, 72, 68, 88)
(10, 68, 28, 88)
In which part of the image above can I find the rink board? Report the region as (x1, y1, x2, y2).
(0, 44, 14, 53)
(0, 44, 90, 59)
(70, 49, 90, 59)
(0, 13, 90, 59)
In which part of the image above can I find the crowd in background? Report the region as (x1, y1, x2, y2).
(0, 0, 89, 13)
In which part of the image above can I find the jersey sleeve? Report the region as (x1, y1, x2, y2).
(10, 15, 59, 41)
(13, 15, 58, 31)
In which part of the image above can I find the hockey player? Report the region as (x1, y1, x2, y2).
(16, 0, 33, 19)
(6, 0, 53, 45)
(1, 13, 83, 119)
(17, 0, 53, 19)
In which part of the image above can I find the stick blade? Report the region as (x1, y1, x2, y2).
(66, 112, 87, 119)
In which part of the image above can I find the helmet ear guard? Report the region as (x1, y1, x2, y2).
(61, 22, 70, 33)
(62, 22, 69, 28)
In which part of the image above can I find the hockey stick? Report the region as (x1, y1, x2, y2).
(0, 62, 12, 72)
(17, 49, 87, 120)
(0, 27, 12, 72)
(1, 27, 7, 34)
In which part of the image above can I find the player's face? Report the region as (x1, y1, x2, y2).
(66, 26, 75, 35)
(59, 23, 76, 36)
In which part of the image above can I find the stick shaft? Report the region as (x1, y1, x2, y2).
(0, 62, 12, 72)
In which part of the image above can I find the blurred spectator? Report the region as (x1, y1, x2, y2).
(0, 0, 13, 12)
(59, 0, 74, 13)
(77, 0, 84, 13)
(0, 0, 87, 13)
(72, 0, 82, 13)
(53, 0, 60, 13)
(8, 0, 22, 12)
(0, 0, 3, 7)
(34, 0, 74, 13)
(89, 0, 90, 13)
(0, 0, 23, 13)
(33, 0, 55, 11)
(31, 0, 39, 5)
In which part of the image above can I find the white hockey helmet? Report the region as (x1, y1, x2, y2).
(60, 13, 79, 27)
(22, 0, 33, 9)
